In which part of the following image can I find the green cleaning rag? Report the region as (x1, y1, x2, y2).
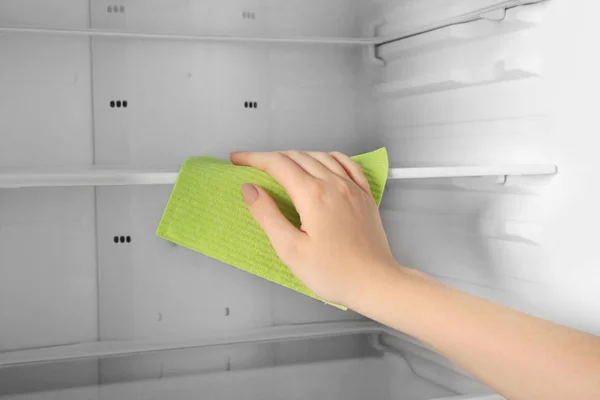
(156, 148, 389, 309)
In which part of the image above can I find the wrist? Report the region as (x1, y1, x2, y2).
(345, 260, 408, 311)
(347, 261, 441, 337)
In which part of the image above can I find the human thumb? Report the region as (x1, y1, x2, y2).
(240, 183, 303, 255)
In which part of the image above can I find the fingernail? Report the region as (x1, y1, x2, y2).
(241, 183, 259, 205)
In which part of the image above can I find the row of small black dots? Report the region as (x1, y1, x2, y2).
(107, 5, 125, 13)
(110, 100, 128, 108)
(111, 100, 262, 109)
(113, 236, 132, 243)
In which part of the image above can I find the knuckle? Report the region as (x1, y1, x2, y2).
(269, 152, 284, 163)
(348, 159, 362, 171)
(284, 150, 302, 159)
(330, 151, 347, 160)
(336, 178, 355, 196)
(306, 180, 325, 196)
(268, 152, 290, 169)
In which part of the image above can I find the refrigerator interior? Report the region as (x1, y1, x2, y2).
(1, 0, 598, 399)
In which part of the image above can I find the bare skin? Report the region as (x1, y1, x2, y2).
(231, 150, 600, 400)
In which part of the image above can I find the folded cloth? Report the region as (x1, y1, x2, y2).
(156, 148, 388, 309)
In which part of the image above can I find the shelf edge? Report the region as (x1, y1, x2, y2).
(0, 26, 376, 46)
(0, 165, 558, 188)
(0, 321, 381, 367)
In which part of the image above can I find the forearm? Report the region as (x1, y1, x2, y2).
(349, 264, 600, 400)
(234, 149, 600, 399)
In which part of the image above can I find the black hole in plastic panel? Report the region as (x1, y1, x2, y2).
(123, 100, 128, 108)
(119, 5, 125, 12)
(116, 100, 122, 108)
(110, 101, 115, 108)
(225, 307, 230, 316)
(126, 236, 131, 243)
(113, 236, 119, 243)
(107, 5, 112, 12)
(253, 102, 258, 108)
(244, 101, 248, 108)
(119, 236, 125, 243)
(112, 5, 119, 13)
(249, 102, 254, 109)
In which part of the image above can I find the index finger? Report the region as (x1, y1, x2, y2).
(230, 151, 314, 201)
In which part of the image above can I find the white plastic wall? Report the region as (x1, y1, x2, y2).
(0, 0, 375, 353)
(375, 0, 600, 335)
(1, 0, 597, 398)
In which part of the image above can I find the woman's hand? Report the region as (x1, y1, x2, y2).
(230, 150, 399, 307)
(232, 150, 600, 400)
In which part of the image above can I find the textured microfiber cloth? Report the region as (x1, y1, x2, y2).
(156, 148, 389, 309)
